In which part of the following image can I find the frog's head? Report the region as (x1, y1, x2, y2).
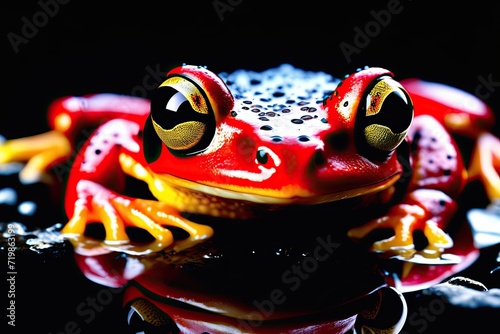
(143, 64, 413, 204)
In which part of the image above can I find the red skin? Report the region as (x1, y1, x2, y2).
(48, 65, 493, 247)
(50, 64, 495, 333)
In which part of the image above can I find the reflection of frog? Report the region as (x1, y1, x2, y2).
(0, 64, 498, 259)
(74, 238, 408, 334)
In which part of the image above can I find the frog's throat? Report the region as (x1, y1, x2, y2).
(149, 168, 401, 206)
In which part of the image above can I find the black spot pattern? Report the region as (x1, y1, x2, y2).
(219, 64, 340, 144)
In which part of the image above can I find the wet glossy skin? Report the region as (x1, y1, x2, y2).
(1, 64, 498, 259)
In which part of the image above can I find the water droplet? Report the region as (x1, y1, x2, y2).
(301, 115, 313, 121)
(18, 201, 37, 216)
(291, 119, 304, 124)
(0, 188, 17, 205)
(260, 125, 273, 131)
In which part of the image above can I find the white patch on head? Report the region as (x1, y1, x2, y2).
(218, 166, 276, 182)
(201, 123, 242, 154)
(337, 89, 359, 122)
(218, 146, 281, 182)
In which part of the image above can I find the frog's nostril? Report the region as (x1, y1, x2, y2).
(313, 149, 326, 166)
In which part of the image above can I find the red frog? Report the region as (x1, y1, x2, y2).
(0, 64, 498, 261)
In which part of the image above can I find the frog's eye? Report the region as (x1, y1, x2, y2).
(357, 76, 413, 158)
(150, 75, 216, 156)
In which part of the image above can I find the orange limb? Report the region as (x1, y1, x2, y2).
(62, 180, 213, 253)
(468, 132, 500, 203)
(0, 130, 71, 184)
(348, 203, 454, 259)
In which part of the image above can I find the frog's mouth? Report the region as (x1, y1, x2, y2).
(151, 170, 402, 206)
(120, 152, 401, 208)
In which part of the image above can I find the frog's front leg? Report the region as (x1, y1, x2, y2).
(61, 118, 213, 253)
(349, 115, 466, 259)
(62, 180, 213, 252)
(349, 189, 456, 259)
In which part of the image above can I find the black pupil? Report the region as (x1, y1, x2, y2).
(371, 90, 412, 133)
(151, 86, 206, 130)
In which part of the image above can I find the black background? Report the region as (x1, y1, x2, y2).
(3, 0, 500, 138)
(2, 0, 500, 333)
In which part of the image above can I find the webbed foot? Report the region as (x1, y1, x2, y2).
(62, 180, 213, 254)
(348, 203, 453, 260)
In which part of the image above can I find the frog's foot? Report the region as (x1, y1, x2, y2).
(349, 204, 454, 260)
(421, 220, 454, 258)
(0, 130, 71, 184)
(348, 204, 425, 259)
(468, 132, 500, 202)
(354, 286, 407, 334)
(61, 180, 213, 254)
